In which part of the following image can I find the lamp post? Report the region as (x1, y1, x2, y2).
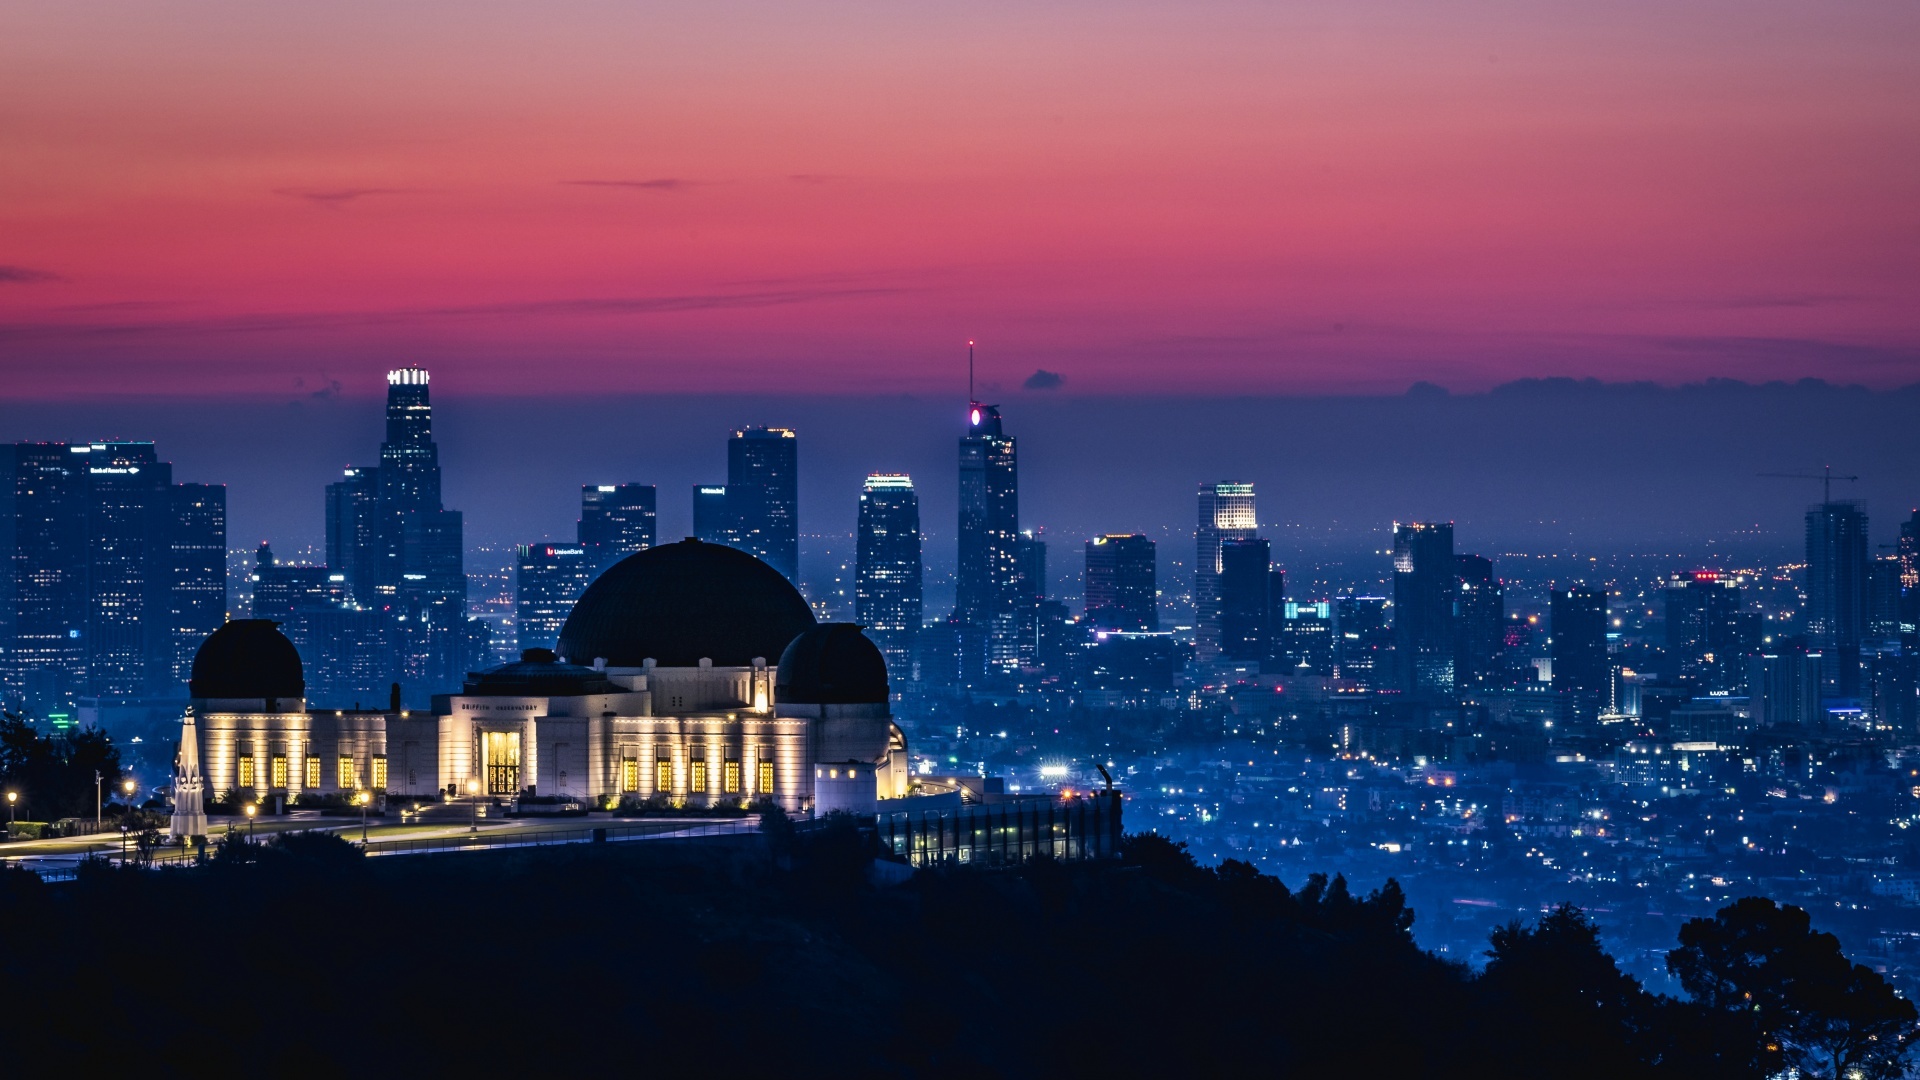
(244, 802, 257, 839)
(120, 780, 135, 862)
(6, 790, 16, 828)
(94, 769, 102, 828)
(467, 777, 480, 833)
(357, 790, 371, 844)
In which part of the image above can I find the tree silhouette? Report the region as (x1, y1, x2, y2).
(1669, 896, 1918, 1079)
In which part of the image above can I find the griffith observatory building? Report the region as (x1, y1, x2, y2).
(179, 539, 911, 816)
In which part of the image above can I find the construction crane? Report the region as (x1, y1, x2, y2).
(1758, 466, 1859, 504)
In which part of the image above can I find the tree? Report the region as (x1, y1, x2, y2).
(0, 714, 123, 821)
(1480, 904, 1655, 1076)
(1669, 896, 1918, 1079)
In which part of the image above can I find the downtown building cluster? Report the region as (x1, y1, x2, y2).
(0, 442, 225, 724)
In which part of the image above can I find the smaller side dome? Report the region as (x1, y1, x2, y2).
(189, 620, 305, 700)
(775, 623, 889, 705)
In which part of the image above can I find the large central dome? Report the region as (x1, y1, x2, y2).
(557, 538, 816, 668)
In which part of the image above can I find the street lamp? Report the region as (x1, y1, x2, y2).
(357, 790, 371, 843)
(467, 777, 480, 833)
(244, 802, 257, 838)
(5, 791, 15, 828)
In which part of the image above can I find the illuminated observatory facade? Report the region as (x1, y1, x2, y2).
(181, 539, 909, 815)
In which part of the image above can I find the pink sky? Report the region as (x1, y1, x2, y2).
(1, 0, 1916, 398)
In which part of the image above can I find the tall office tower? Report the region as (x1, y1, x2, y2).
(727, 426, 799, 581)
(957, 403, 1019, 679)
(1806, 500, 1869, 694)
(0, 444, 87, 708)
(1195, 483, 1257, 661)
(1276, 600, 1336, 675)
(1453, 555, 1504, 693)
(1016, 531, 1048, 603)
(856, 474, 923, 680)
(693, 485, 732, 545)
(1750, 646, 1823, 728)
(1392, 522, 1456, 698)
(1868, 555, 1905, 642)
(1216, 538, 1273, 662)
(579, 484, 656, 573)
(1084, 534, 1157, 633)
(325, 466, 378, 605)
(515, 543, 597, 651)
(1550, 586, 1609, 720)
(78, 442, 172, 697)
(1663, 571, 1752, 692)
(1336, 595, 1392, 688)
(251, 543, 343, 618)
(166, 483, 227, 685)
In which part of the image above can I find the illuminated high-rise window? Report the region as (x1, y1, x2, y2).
(339, 756, 358, 790)
(305, 757, 320, 789)
(237, 756, 256, 789)
(691, 759, 708, 793)
(371, 755, 388, 790)
(656, 758, 672, 793)
(758, 760, 775, 794)
(622, 757, 639, 792)
(270, 755, 288, 789)
(724, 760, 741, 793)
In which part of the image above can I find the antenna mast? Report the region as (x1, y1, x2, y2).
(968, 339, 975, 404)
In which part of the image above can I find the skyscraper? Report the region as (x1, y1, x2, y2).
(325, 466, 378, 606)
(516, 543, 597, 651)
(727, 426, 799, 581)
(79, 441, 171, 697)
(1195, 483, 1257, 661)
(1664, 571, 1752, 692)
(1453, 554, 1503, 693)
(1084, 534, 1157, 633)
(1806, 500, 1869, 694)
(166, 483, 227, 685)
(1335, 595, 1392, 689)
(1550, 586, 1609, 720)
(1392, 521, 1456, 698)
(693, 485, 732, 545)
(957, 403, 1019, 680)
(579, 484, 656, 573)
(321, 368, 480, 705)
(0, 443, 87, 708)
(1217, 537, 1273, 662)
(856, 474, 922, 680)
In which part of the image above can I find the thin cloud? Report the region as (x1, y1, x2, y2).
(1023, 369, 1065, 391)
(273, 187, 418, 206)
(563, 178, 702, 192)
(787, 174, 848, 185)
(0, 285, 911, 342)
(0, 265, 61, 284)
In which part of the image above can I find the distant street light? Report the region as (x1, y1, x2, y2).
(244, 802, 257, 838)
(94, 770, 102, 827)
(357, 790, 371, 843)
(5, 791, 15, 828)
(467, 777, 480, 834)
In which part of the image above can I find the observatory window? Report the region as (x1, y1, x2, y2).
(656, 758, 672, 793)
(691, 760, 708, 793)
(759, 761, 775, 794)
(724, 760, 740, 794)
(339, 757, 358, 790)
(305, 757, 321, 789)
(622, 757, 639, 793)
(237, 756, 256, 789)
(270, 755, 288, 789)
(372, 756, 388, 790)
